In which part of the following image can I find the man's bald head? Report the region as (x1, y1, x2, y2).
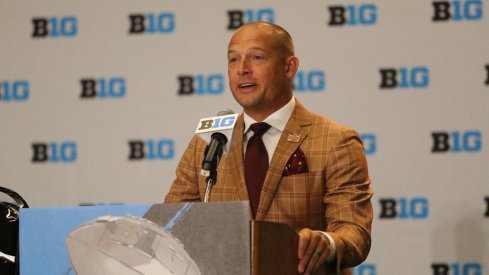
(231, 22, 295, 59)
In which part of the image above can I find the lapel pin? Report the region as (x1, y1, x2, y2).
(287, 133, 300, 142)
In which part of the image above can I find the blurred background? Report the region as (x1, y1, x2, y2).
(1, 1, 488, 274)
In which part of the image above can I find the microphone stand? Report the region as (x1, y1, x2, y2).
(204, 169, 217, 203)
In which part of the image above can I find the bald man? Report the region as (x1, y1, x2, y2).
(165, 22, 373, 275)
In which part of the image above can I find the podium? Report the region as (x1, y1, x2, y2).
(251, 221, 326, 275)
(144, 202, 325, 275)
(251, 220, 300, 275)
(20, 202, 326, 274)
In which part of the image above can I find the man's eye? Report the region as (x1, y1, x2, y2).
(254, 56, 264, 60)
(228, 57, 238, 63)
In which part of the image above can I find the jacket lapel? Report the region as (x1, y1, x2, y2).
(227, 114, 249, 200)
(255, 101, 312, 220)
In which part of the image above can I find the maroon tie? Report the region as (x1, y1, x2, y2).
(244, 122, 271, 218)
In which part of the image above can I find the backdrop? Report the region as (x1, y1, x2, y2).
(1, 0, 488, 274)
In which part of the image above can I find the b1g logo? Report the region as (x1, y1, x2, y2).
(128, 139, 174, 160)
(431, 262, 482, 275)
(32, 142, 77, 163)
(431, 131, 482, 153)
(227, 8, 275, 30)
(379, 67, 429, 89)
(360, 134, 376, 156)
(379, 197, 429, 219)
(178, 74, 225, 95)
(32, 16, 77, 38)
(129, 13, 175, 34)
(328, 4, 377, 26)
(352, 263, 377, 275)
(432, 0, 483, 22)
(80, 77, 126, 99)
(197, 116, 237, 132)
(293, 70, 326, 92)
(0, 81, 30, 102)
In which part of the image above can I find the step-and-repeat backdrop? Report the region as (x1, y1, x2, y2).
(1, 1, 488, 274)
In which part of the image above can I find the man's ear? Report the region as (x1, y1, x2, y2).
(285, 56, 299, 79)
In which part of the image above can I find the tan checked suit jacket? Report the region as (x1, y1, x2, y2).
(165, 101, 373, 275)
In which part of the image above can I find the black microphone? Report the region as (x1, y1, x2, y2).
(200, 110, 234, 178)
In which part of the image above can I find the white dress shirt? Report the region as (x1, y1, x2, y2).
(243, 97, 296, 163)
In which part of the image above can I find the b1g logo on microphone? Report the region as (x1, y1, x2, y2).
(432, 0, 483, 22)
(80, 77, 126, 99)
(128, 139, 175, 160)
(293, 70, 326, 92)
(360, 134, 376, 156)
(431, 131, 482, 153)
(327, 4, 377, 26)
(32, 16, 78, 38)
(129, 13, 175, 34)
(379, 67, 430, 89)
(379, 197, 429, 219)
(196, 114, 238, 133)
(31, 142, 77, 163)
(431, 262, 482, 275)
(227, 8, 275, 30)
(0, 80, 30, 102)
(352, 263, 377, 275)
(178, 74, 225, 95)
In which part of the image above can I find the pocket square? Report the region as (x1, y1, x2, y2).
(282, 147, 308, 176)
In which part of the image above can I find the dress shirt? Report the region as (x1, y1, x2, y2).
(243, 97, 296, 163)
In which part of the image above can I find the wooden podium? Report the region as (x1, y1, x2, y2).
(251, 221, 326, 275)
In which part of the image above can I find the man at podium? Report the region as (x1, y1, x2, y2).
(165, 22, 373, 275)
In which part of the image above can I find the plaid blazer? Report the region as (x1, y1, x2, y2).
(165, 101, 373, 274)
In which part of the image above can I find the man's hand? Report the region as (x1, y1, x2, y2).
(297, 228, 330, 275)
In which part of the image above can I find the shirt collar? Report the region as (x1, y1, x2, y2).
(243, 96, 296, 134)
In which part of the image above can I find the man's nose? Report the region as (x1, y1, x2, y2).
(238, 59, 251, 75)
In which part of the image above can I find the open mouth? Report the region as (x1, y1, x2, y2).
(238, 83, 256, 89)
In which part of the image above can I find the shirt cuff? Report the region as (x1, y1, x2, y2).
(316, 231, 337, 263)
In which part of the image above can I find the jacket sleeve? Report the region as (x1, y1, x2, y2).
(323, 128, 373, 273)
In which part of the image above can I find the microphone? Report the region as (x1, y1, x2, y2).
(194, 110, 238, 202)
(195, 110, 237, 177)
